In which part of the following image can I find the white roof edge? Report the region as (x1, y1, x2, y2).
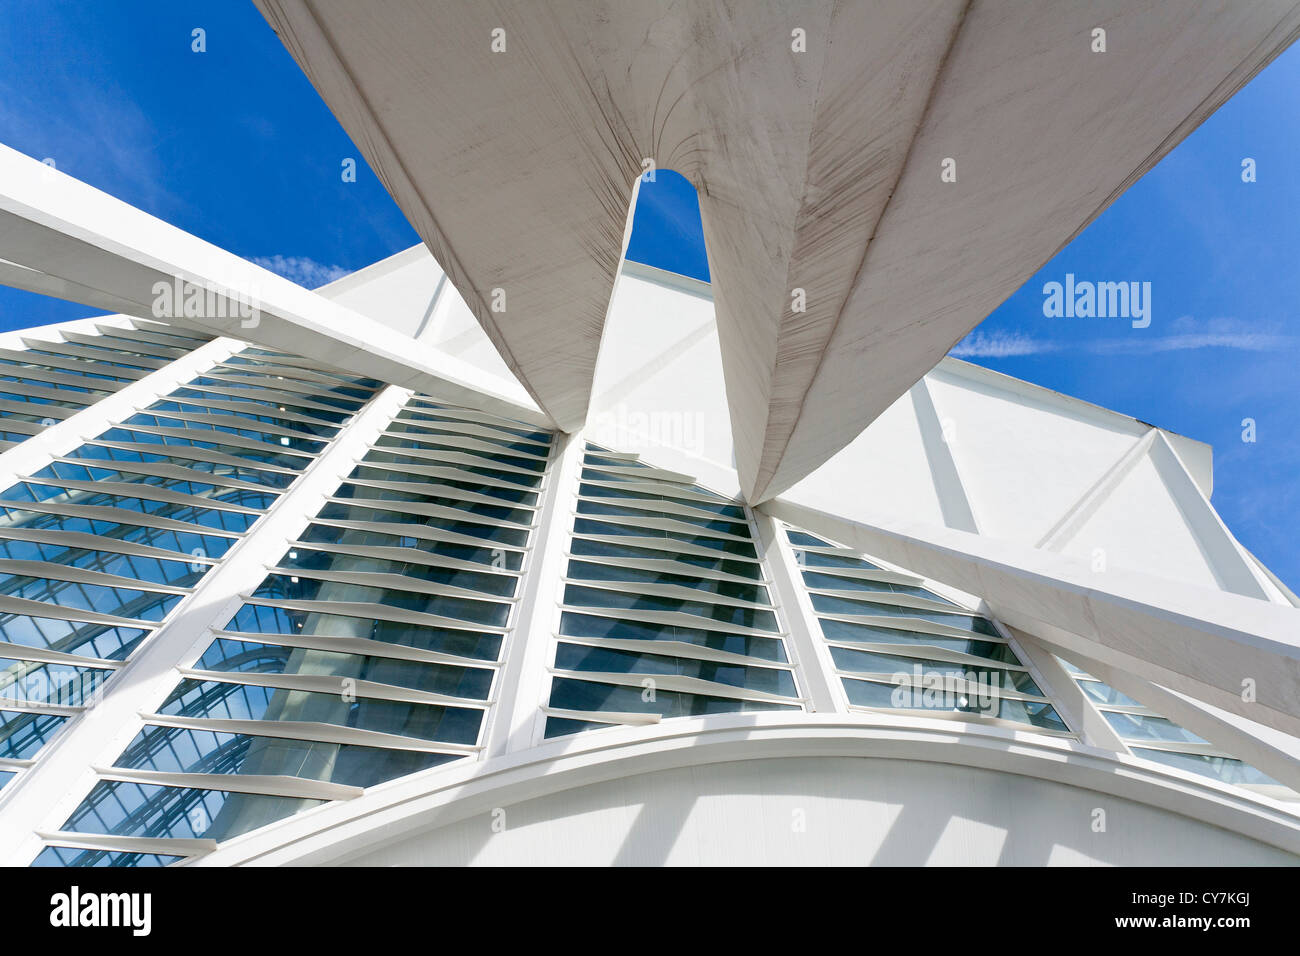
(937, 355, 1214, 494)
(0, 313, 138, 351)
(1244, 546, 1300, 608)
(620, 259, 713, 301)
(602, 258, 1217, 495)
(312, 243, 432, 297)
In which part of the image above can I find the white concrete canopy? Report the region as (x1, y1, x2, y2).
(0, 144, 547, 427)
(256, 0, 1300, 500)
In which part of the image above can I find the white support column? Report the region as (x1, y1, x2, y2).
(483, 431, 582, 758)
(751, 511, 844, 714)
(0, 384, 408, 865)
(0, 335, 238, 487)
(909, 379, 980, 534)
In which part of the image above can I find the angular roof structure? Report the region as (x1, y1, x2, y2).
(258, 0, 1300, 500)
(0, 1, 1296, 867)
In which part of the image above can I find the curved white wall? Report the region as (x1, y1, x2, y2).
(338, 756, 1296, 867)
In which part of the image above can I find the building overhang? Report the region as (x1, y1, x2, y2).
(256, 0, 1300, 500)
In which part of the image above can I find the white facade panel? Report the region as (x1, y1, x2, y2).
(924, 365, 1145, 543)
(586, 266, 736, 495)
(318, 246, 526, 401)
(784, 386, 950, 531)
(1059, 452, 1225, 590)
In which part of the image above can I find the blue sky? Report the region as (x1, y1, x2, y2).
(0, 1, 1295, 591)
(0, 0, 416, 329)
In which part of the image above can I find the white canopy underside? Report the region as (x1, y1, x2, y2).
(257, 0, 1300, 501)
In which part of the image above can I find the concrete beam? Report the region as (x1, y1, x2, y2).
(760, 498, 1300, 739)
(1017, 628, 1300, 795)
(0, 144, 549, 428)
(253, 0, 1300, 499)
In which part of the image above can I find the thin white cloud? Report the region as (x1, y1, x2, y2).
(951, 317, 1298, 359)
(248, 255, 349, 289)
(0, 75, 184, 217)
(950, 330, 1059, 358)
(1090, 316, 1298, 353)
(1091, 331, 1296, 353)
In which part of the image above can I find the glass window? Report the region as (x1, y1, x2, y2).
(158, 678, 484, 745)
(810, 591, 999, 634)
(572, 517, 757, 559)
(818, 617, 1014, 658)
(1104, 712, 1208, 745)
(193, 636, 494, 699)
(31, 846, 181, 868)
(549, 676, 799, 722)
(276, 545, 517, 597)
(578, 482, 746, 519)
(555, 642, 796, 696)
(0, 658, 113, 707)
(562, 583, 777, 631)
(1130, 748, 1280, 787)
(559, 611, 786, 662)
(252, 573, 511, 629)
(801, 569, 954, 605)
(62, 779, 322, 843)
(317, 502, 529, 548)
(841, 677, 1067, 732)
(0, 709, 69, 760)
(566, 559, 767, 604)
(113, 724, 461, 789)
(828, 645, 1041, 696)
(223, 604, 504, 662)
(576, 498, 750, 537)
(569, 535, 760, 579)
(1, 615, 149, 661)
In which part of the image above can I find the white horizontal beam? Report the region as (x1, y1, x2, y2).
(761, 499, 1300, 739)
(91, 766, 363, 802)
(0, 144, 549, 428)
(1020, 629, 1300, 795)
